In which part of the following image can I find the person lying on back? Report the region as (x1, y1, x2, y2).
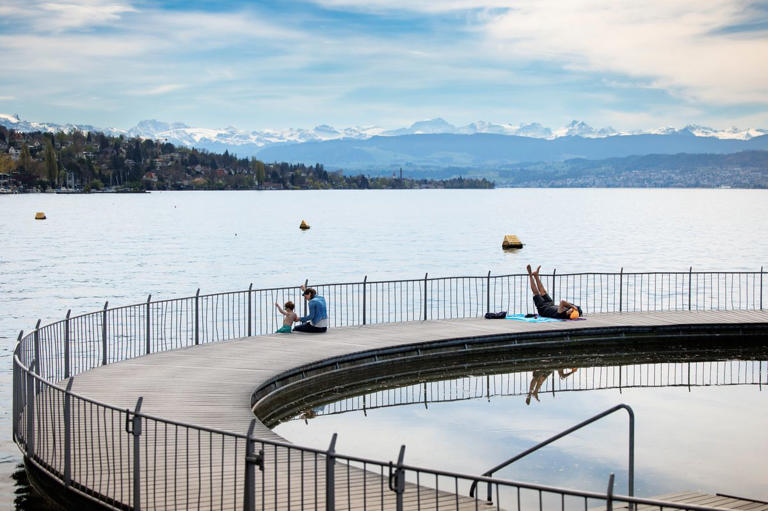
(527, 264, 582, 319)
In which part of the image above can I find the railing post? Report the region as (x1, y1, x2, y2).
(618, 268, 623, 312)
(303, 279, 309, 317)
(606, 473, 615, 511)
(64, 310, 71, 379)
(423, 273, 428, 321)
(552, 268, 557, 300)
(12, 331, 22, 441)
(33, 319, 41, 376)
(102, 301, 108, 366)
(325, 433, 338, 511)
(145, 295, 151, 355)
(626, 406, 634, 502)
(195, 289, 200, 345)
(247, 283, 253, 337)
(688, 266, 693, 310)
(126, 397, 143, 511)
(760, 266, 764, 310)
(64, 378, 73, 487)
(362, 276, 367, 325)
(389, 445, 406, 511)
(26, 361, 35, 457)
(486, 271, 491, 315)
(243, 419, 261, 511)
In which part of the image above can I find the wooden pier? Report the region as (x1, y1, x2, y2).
(30, 310, 768, 510)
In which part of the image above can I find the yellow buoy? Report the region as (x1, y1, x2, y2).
(35, 212, 46, 220)
(502, 234, 523, 249)
(299, 220, 310, 230)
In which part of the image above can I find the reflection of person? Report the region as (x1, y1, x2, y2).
(293, 285, 328, 333)
(275, 301, 298, 333)
(526, 368, 578, 405)
(527, 265, 582, 319)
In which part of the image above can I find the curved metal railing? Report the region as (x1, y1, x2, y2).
(12, 269, 767, 510)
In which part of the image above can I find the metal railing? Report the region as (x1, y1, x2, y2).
(12, 269, 767, 511)
(469, 404, 635, 504)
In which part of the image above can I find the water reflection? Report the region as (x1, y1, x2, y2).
(283, 359, 766, 421)
(527, 369, 578, 405)
(11, 465, 58, 511)
(273, 356, 768, 501)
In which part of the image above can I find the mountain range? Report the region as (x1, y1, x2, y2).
(3, 113, 768, 170)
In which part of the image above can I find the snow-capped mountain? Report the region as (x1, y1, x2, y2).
(1, 113, 766, 158)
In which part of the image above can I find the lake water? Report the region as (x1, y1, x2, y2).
(1, 189, 767, 508)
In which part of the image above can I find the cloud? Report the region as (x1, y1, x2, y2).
(0, 0, 136, 32)
(307, 0, 511, 13)
(0, 96, 16, 101)
(481, 0, 768, 105)
(135, 84, 186, 96)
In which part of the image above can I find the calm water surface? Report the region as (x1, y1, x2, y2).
(1, 189, 767, 508)
(273, 361, 768, 501)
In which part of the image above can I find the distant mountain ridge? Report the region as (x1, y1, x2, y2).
(2, 113, 767, 159)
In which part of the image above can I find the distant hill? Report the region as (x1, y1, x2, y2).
(255, 132, 768, 170)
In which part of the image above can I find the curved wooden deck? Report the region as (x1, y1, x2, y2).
(56, 310, 768, 510)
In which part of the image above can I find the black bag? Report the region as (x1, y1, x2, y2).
(484, 311, 507, 319)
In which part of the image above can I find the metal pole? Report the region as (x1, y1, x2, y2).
(195, 289, 200, 345)
(26, 361, 35, 457)
(627, 406, 635, 501)
(145, 295, 151, 355)
(760, 266, 763, 310)
(606, 473, 615, 511)
(33, 319, 41, 376)
(244, 419, 258, 511)
(390, 445, 406, 511)
(362, 276, 367, 325)
(619, 268, 623, 312)
(326, 433, 338, 511)
(247, 283, 253, 337)
(102, 301, 108, 366)
(423, 273, 428, 321)
(688, 266, 693, 310)
(303, 279, 309, 317)
(64, 310, 71, 379)
(64, 378, 73, 487)
(552, 268, 557, 299)
(128, 397, 143, 511)
(486, 271, 491, 315)
(13, 331, 22, 441)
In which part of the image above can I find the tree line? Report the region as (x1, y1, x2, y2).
(0, 126, 493, 191)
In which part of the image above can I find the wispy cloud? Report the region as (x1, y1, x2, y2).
(0, 0, 136, 32)
(134, 84, 186, 96)
(481, 0, 768, 105)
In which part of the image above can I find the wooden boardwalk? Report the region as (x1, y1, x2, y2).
(43, 310, 768, 510)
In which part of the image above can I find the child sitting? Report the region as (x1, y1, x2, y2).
(275, 301, 298, 333)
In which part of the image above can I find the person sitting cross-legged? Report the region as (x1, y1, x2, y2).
(293, 284, 328, 333)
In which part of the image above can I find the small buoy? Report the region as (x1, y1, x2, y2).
(35, 212, 46, 220)
(299, 220, 310, 230)
(502, 234, 523, 249)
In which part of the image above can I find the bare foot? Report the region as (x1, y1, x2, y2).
(526, 264, 532, 275)
(525, 395, 531, 405)
(533, 265, 541, 276)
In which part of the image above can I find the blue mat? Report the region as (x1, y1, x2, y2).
(506, 314, 563, 322)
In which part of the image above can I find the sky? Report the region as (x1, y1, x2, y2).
(1, 0, 768, 132)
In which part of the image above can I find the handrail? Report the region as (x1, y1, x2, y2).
(470, 404, 634, 503)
